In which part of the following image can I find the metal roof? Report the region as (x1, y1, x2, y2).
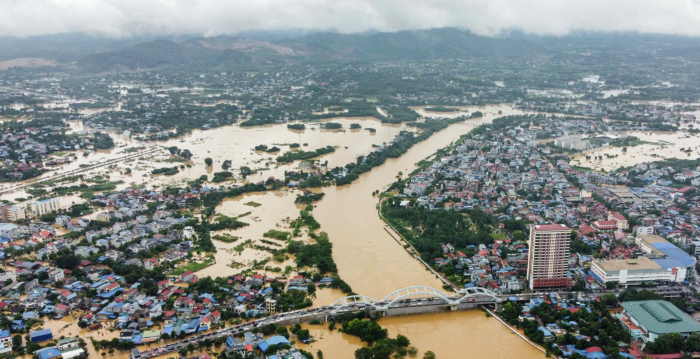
(621, 300, 700, 334)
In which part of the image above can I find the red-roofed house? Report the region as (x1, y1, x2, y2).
(55, 304, 70, 316)
(592, 220, 618, 232)
(211, 310, 221, 324)
(608, 211, 629, 230)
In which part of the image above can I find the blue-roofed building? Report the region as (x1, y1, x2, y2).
(11, 319, 25, 331)
(257, 336, 290, 352)
(530, 298, 544, 307)
(30, 328, 53, 342)
(537, 327, 554, 341)
(36, 347, 62, 359)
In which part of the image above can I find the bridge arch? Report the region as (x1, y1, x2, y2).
(329, 295, 380, 314)
(379, 286, 455, 309)
(455, 287, 499, 303)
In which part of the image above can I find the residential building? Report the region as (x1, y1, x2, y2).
(30, 198, 60, 217)
(636, 226, 654, 236)
(526, 224, 572, 291)
(265, 298, 277, 314)
(183, 226, 195, 239)
(2, 206, 26, 222)
(48, 268, 64, 282)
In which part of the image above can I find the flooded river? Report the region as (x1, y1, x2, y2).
(314, 105, 532, 298)
(299, 311, 544, 359)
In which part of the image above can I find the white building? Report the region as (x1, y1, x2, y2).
(2, 206, 26, 222)
(55, 215, 71, 227)
(183, 226, 195, 239)
(591, 235, 695, 285)
(30, 198, 60, 217)
(636, 226, 654, 236)
(48, 268, 65, 282)
(591, 257, 680, 285)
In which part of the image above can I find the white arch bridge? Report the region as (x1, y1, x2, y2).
(328, 286, 501, 314)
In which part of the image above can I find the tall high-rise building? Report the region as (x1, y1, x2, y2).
(526, 224, 572, 291)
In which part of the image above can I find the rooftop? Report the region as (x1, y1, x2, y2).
(594, 257, 662, 272)
(621, 300, 700, 334)
(533, 224, 571, 232)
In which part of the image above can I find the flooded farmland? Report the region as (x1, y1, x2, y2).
(570, 131, 700, 171)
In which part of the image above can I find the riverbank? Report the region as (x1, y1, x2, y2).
(484, 308, 554, 357)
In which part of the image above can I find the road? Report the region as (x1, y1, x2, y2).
(0, 147, 161, 196)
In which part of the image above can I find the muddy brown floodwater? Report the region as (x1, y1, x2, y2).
(298, 311, 544, 359)
(570, 131, 700, 171)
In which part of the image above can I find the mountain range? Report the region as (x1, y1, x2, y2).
(3, 28, 700, 71)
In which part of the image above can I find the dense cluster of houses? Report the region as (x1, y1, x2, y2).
(403, 117, 700, 293)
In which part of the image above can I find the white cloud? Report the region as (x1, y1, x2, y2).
(1, 0, 699, 38)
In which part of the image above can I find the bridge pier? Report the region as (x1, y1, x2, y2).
(449, 304, 458, 311)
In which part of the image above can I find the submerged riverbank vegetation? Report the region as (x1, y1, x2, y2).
(424, 106, 460, 112)
(276, 146, 336, 163)
(327, 311, 422, 359)
(332, 116, 469, 185)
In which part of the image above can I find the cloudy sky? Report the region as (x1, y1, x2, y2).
(2, 0, 700, 38)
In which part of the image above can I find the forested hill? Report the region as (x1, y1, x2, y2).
(77, 40, 254, 71)
(75, 28, 545, 71)
(275, 27, 544, 60)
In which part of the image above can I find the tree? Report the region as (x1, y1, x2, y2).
(296, 329, 311, 341)
(307, 283, 316, 295)
(601, 294, 618, 307)
(396, 334, 410, 347)
(55, 253, 79, 270)
(408, 347, 418, 357)
(222, 160, 232, 170)
(341, 319, 387, 345)
(180, 149, 193, 160)
(205, 158, 213, 166)
(686, 332, 700, 352)
(12, 334, 22, 349)
(240, 166, 252, 179)
(646, 333, 684, 354)
(276, 326, 289, 339)
(423, 351, 436, 359)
